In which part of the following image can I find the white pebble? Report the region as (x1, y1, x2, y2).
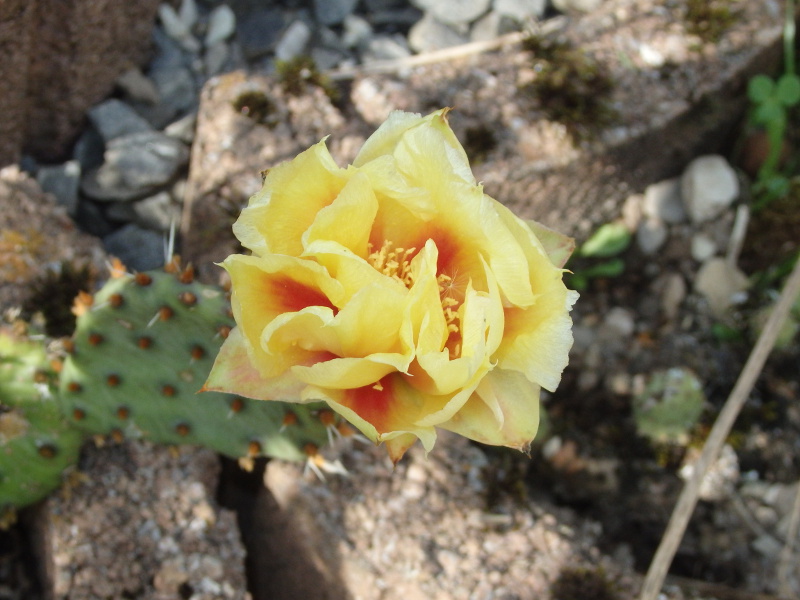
(205, 5, 236, 47)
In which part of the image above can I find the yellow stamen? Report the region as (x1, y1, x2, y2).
(367, 241, 416, 287)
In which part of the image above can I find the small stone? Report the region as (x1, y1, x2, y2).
(599, 307, 635, 340)
(158, 1, 201, 53)
(204, 42, 230, 77)
(177, 0, 198, 32)
(204, 5, 236, 47)
(681, 155, 739, 224)
(103, 224, 166, 271)
(88, 99, 153, 143)
(470, 11, 504, 42)
(314, 0, 359, 26)
(275, 20, 312, 62)
(654, 272, 687, 320)
(115, 69, 160, 105)
(311, 46, 349, 71)
(643, 177, 685, 224)
(73, 127, 106, 171)
(680, 444, 739, 502)
(362, 35, 412, 62)
(621, 193, 643, 231)
(342, 14, 374, 48)
(552, 0, 602, 12)
(412, 0, 491, 25)
(493, 0, 547, 21)
(164, 112, 197, 144)
(752, 534, 783, 558)
(408, 13, 469, 53)
(81, 132, 189, 202)
(690, 232, 717, 262)
(636, 217, 668, 255)
(694, 257, 749, 316)
(37, 161, 81, 216)
(106, 191, 179, 232)
(639, 43, 665, 68)
(236, 7, 286, 59)
(159, 3, 190, 40)
(607, 372, 632, 395)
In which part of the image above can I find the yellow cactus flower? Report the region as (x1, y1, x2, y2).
(205, 109, 578, 463)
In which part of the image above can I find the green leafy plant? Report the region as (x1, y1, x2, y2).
(566, 222, 631, 291)
(747, 0, 799, 207)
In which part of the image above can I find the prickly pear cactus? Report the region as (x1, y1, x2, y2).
(0, 328, 83, 519)
(633, 367, 706, 444)
(60, 261, 334, 463)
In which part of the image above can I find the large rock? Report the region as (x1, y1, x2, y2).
(1, 0, 161, 164)
(0, 0, 34, 167)
(0, 166, 104, 311)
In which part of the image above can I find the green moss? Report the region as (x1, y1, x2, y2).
(684, 0, 738, 43)
(519, 36, 617, 141)
(551, 566, 618, 600)
(231, 91, 278, 127)
(275, 55, 340, 103)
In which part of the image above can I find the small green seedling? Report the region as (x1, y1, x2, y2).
(747, 0, 799, 207)
(567, 222, 631, 291)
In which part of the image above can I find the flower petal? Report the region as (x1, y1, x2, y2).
(203, 326, 304, 400)
(223, 254, 342, 377)
(301, 172, 379, 256)
(353, 108, 466, 171)
(498, 288, 578, 392)
(233, 140, 348, 257)
(307, 374, 440, 454)
(525, 219, 576, 269)
(439, 369, 541, 452)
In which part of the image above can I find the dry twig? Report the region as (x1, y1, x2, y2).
(640, 256, 800, 600)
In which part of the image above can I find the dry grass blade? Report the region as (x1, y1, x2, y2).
(326, 31, 530, 81)
(640, 255, 800, 600)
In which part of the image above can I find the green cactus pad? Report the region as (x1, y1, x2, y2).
(632, 367, 706, 444)
(0, 329, 83, 516)
(60, 264, 334, 463)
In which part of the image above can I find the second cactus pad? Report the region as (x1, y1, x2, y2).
(60, 262, 333, 463)
(0, 328, 82, 516)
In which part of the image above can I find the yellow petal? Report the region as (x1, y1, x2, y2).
(383, 432, 421, 464)
(440, 369, 541, 452)
(301, 172, 378, 256)
(307, 374, 440, 453)
(352, 108, 464, 169)
(392, 113, 474, 190)
(203, 326, 305, 400)
(233, 140, 348, 257)
(525, 219, 576, 269)
(304, 240, 395, 301)
(223, 254, 342, 377)
(332, 281, 412, 357)
(292, 356, 403, 389)
(498, 287, 578, 392)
